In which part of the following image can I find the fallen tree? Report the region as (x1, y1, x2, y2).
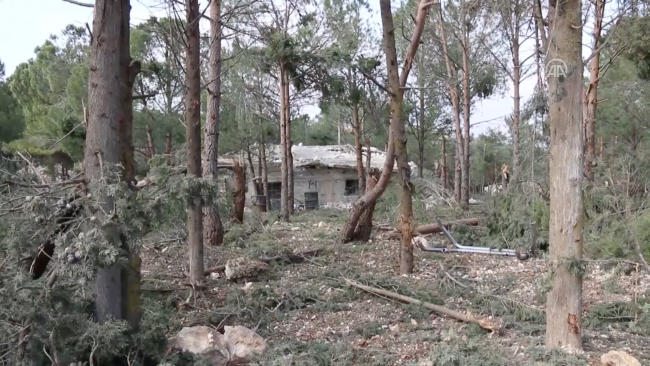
(384, 218, 480, 239)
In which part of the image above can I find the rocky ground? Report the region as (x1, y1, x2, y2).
(140, 209, 650, 365)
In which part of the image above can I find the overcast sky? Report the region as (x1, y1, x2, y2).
(0, 0, 548, 137)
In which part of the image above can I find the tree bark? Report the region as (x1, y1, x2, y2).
(85, 0, 139, 328)
(146, 125, 155, 158)
(352, 102, 366, 195)
(342, 0, 430, 245)
(279, 64, 290, 221)
(203, 0, 224, 247)
(511, 17, 522, 187)
(286, 80, 294, 214)
(436, 4, 463, 203)
(460, 7, 471, 209)
(185, 0, 204, 284)
(418, 87, 425, 178)
(584, 0, 604, 183)
(544, 0, 584, 350)
(441, 134, 448, 190)
(230, 160, 246, 224)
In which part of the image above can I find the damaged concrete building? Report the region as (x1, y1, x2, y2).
(245, 144, 417, 210)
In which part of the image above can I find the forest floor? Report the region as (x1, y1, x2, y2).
(139, 209, 650, 365)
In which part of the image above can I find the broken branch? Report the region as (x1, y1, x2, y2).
(385, 218, 480, 239)
(343, 277, 502, 333)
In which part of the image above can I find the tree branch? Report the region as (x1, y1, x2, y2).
(60, 0, 93, 7)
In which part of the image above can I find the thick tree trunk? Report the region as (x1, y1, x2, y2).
(279, 64, 289, 221)
(230, 161, 246, 224)
(544, 0, 584, 350)
(441, 134, 448, 190)
(460, 18, 471, 209)
(352, 102, 366, 195)
(185, 0, 204, 284)
(355, 173, 378, 240)
(436, 5, 463, 203)
(85, 0, 139, 328)
(584, 0, 604, 183)
(203, 0, 224, 247)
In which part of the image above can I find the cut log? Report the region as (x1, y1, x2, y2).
(343, 278, 502, 333)
(385, 218, 480, 239)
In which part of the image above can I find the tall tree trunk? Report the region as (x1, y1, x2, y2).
(342, 0, 430, 244)
(436, 4, 463, 203)
(380, 0, 431, 274)
(460, 13, 471, 209)
(286, 80, 294, 214)
(584, 0, 604, 183)
(441, 134, 448, 190)
(203, 0, 224, 247)
(353, 102, 366, 195)
(511, 21, 521, 187)
(85, 0, 139, 328)
(259, 103, 270, 211)
(185, 0, 204, 283)
(542, 0, 584, 350)
(418, 87, 425, 178)
(279, 64, 290, 221)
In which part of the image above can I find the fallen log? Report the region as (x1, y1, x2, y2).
(343, 278, 502, 334)
(203, 248, 323, 276)
(385, 218, 480, 239)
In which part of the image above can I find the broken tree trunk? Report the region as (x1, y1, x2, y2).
(385, 218, 480, 239)
(344, 278, 502, 333)
(230, 160, 246, 224)
(354, 173, 379, 240)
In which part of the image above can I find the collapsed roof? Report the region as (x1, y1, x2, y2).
(261, 144, 418, 171)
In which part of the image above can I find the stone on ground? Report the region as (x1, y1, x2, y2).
(601, 350, 641, 366)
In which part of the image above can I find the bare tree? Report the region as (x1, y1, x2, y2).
(185, 0, 204, 284)
(435, 4, 464, 203)
(203, 0, 225, 246)
(535, 0, 585, 350)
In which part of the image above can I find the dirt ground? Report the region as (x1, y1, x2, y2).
(140, 209, 650, 365)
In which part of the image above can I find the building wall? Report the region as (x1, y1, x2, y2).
(245, 164, 363, 208)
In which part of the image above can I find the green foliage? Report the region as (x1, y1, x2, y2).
(8, 25, 89, 160)
(458, 193, 549, 250)
(0, 60, 25, 145)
